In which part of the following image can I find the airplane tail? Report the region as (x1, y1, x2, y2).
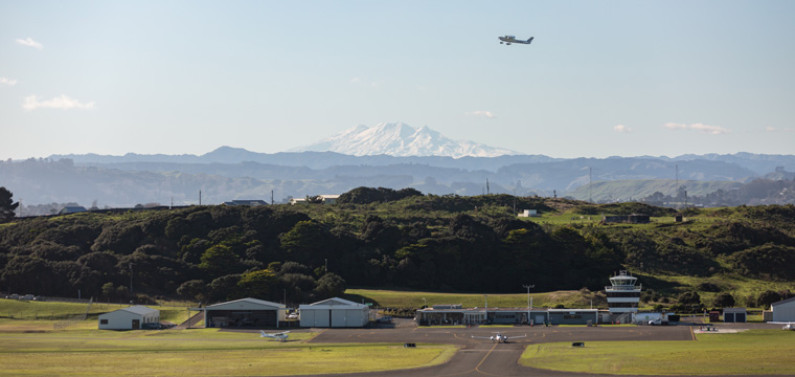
(260, 331, 266, 337)
(527, 37, 534, 44)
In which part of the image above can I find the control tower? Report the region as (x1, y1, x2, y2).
(606, 270, 641, 313)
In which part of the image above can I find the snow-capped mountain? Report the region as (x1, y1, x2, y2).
(293, 122, 518, 158)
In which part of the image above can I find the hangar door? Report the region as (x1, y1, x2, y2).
(308, 310, 329, 327)
(345, 311, 363, 327)
(208, 310, 276, 328)
(725, 312, 746, 322)
(331, 309, 346, 327)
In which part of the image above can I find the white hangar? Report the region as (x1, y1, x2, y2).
(770, 296, 795, 322)
(204, 297, 286, 328)
(98, 306, 160, 330)
(299, 297, 370, 328)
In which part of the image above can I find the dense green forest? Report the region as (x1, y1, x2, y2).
(1, 187, 794, 308)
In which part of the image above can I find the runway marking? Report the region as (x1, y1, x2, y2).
(474, 342, 499, 374)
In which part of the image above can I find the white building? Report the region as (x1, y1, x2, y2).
(770, 297, 795, 322)
(299, 297, 369, 328)
(98, 306, 160, 330)
(204, 297, 286, 328)
(606, 270, 641, 314)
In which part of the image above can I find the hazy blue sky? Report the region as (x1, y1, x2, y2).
(1, 0, 794, 159)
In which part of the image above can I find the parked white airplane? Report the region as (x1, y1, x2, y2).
(498, 35, 534, 45)
(260, 330, 290, 342)
(472, 332, 527, 343)
(783, 323, 794, 331)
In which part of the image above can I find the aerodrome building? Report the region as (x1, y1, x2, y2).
(606, 270, 641, 314)
(98, 306, 160, 330)
(416, 271, 654, 326)
(415, 306, 604, 326)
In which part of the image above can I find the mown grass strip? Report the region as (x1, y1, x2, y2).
(0, 329, 456, 376)
(520, 330, 795, 375)
(0, 345, 457, 376)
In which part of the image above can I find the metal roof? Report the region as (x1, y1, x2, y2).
(106, 305, 159, 316)
(771, 296, 795, 308)
(299, 297, 368, 310)
(205, 297, 285, 310)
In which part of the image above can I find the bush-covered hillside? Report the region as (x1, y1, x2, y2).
(1, 187, 794, 306)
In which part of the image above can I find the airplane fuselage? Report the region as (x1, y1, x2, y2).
(498, 35, 533, 45)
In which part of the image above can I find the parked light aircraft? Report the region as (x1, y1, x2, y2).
(260, 330, 290, 342)
(472, 332, 527, 343)
(498, 35, 533, 45)
(784, 323, 794, 331)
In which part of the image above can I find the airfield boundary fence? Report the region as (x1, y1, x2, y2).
(53, 297, 93, 330)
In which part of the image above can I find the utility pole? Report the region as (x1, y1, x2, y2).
(523, 284, 534, 326)
(129, 262, 134, 304)
(523, 284, 535, 309)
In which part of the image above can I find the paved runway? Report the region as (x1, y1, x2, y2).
(306, 324, 696, 376)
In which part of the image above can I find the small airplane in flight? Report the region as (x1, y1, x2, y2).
(472, 332, 527, 343)
(260, 330, 290, 342)
(498, 35, 534, 45)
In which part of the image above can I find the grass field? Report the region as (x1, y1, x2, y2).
(520, 330, 795, 375)
(0, 329, 456, 376)
(0, 300, 455, 376)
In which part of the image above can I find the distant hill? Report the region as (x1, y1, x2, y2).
(4, 148, 792, 208)
(566, 179, 742, 202)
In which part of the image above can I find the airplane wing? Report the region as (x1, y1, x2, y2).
(261, 331, 289, 337)
(507, 334, 527, 339)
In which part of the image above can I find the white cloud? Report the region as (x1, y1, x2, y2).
(350, 77, 381, 88)
(613, 124, 632, 133)
(467, 110, 496, 119)
(0, 77, 17, 86)
(664, 122, 728, 135)
(22, 95, 95, 111)
(16, 37, 43, 50)
(766, 126, 794, 133)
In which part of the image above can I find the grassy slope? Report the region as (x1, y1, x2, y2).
(0, 299, 192, 331)
(520, 330, 795, 375)
(345, 288, 598, 309)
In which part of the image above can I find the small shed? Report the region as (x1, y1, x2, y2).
(98, 306, 160, 330)
(770, 297, 795, 322)
(299, 297, 369, 328)
(204, 297, 286, 328)
(723, 308, 747, 323)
